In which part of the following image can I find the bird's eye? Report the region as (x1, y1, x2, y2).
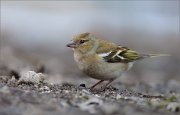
(80, 40, 87, 44)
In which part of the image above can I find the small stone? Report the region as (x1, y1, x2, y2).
(116, 94, 123, 99)
(18, 71, 45, 84)
(79, 83, 86, 88)
(82, 89, 91, 94)
(39, 86, 51, 93)
(0, 85, 10, 94)
(167, 102, 180, 112)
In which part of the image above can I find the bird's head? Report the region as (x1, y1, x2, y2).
(67, 33, 98, 54)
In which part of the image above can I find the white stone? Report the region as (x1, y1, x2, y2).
(19, 71, 45, 84)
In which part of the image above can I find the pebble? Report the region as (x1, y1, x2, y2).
(39, 86, 51, 93)
(0, 85, 10, 94)
(166, 102, 180, 112)
(19, 71, 45, 84)
(79, 83, 86, 88)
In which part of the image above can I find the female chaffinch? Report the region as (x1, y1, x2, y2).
(67, 32, 168, 90)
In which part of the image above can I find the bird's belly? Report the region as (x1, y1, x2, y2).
(83, 61, 133, 80)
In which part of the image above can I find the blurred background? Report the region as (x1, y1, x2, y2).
(0, 1, 180, 87)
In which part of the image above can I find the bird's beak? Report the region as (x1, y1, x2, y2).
(66, 41, 77, 48)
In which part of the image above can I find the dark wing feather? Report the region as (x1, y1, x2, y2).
(103, 46, 141, 63)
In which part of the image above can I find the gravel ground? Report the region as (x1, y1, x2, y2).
(0, 73, 179, 115)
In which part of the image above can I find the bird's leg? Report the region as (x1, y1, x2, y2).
(89, 80, 104, 90)
(101, 79, 115, 91)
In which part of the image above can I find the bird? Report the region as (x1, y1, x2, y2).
(67, 32, 169, 90)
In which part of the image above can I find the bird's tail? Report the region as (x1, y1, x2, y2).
(139, 54, 170, 59)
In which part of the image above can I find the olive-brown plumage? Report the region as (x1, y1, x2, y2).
(67, 32, 168, 90)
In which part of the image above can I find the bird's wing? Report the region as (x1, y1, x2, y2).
(96, 39, 169, 63)
(98, 46, 142, 63)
